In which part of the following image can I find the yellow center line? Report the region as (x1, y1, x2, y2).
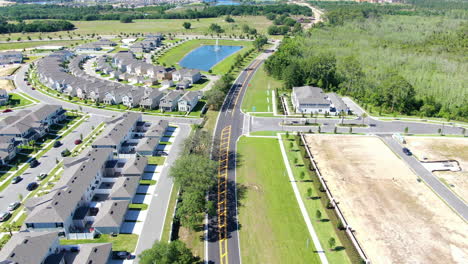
(230, 60, 262, 117)
(218, 125, 231, 264)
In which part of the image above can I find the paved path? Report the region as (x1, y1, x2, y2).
(380, 135, 468, 221)
(277, 134, 329, 263)
(134, 124, 191, 258)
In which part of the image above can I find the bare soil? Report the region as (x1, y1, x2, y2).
(0, 80, 15, 91)
(304, 135, 468, 264)
(0, 65, 19, 77)
(405, 137, 468, 202)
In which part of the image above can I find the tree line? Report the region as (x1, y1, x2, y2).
(0, 19, 74, 34)
(265, 35, 467, 121)
(0, 4, 311, 21)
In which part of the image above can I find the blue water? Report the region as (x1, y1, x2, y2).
(179, 45, 243, 71)
(204, 0, 241, 6)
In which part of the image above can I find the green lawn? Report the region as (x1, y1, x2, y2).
(0, 40, 87, 50)
(0, 93, 34, 110)
(60, 234, 138, 252)
(157, 39, 253, 75)
(236, 137, 321, 264)
(147, 156, 166, 165)
(241, 64, 283, 113)
(160, 184, 179, 243)
(281, 135, 352, 264)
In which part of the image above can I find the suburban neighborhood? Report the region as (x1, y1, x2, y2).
(0, 0, 466, 264)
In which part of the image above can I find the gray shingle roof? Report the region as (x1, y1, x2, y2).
(292, 86, 330, 105)
(93, 112, 141, 147)
(0, 231, 59, 264)
(109, 176, 141, 200)
(92, 200, 129, 229)
(121, 156, 148, 176)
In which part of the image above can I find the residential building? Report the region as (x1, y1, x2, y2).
(178, 91, 202, 112)
(327, 92, 350, 115)
(291, 86, 331, 114)
(0, 51, 22, 65)
(159, 90, 184, 112)
(0, 231, 61, 264)
(92, 200, 129, 234)
(92, 112, 142, 152)
(0, 136, 18, 165)
(172, 68, 201, 84)
(139, 89, 165, 109)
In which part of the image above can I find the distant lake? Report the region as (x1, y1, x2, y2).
(204, 0, 241, 6)
(179, 45, 243, 71)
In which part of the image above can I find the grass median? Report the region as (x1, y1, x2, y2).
(236, 136, 321, 264)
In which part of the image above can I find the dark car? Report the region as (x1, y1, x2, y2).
(26, 182, 38, 191)
(53, 141, 62, 148)
(2, 109, 12, 113)
(11, 176, 22, 184)
(402, 147, 412, 156)
(114, 251, 132, 260)
(74, 139, 82, 145)
(61, 149, 71, 157)
(30, 158, 39, 168)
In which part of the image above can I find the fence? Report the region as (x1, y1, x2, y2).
(300, 133, 371, 264)
(66, 232, 94, 240)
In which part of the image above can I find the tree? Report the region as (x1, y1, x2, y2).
(404, 127, 409, 134)
(205, 89, 225, 111)
(328, 237, 336, 251)
(334, 127, 337, 134)
(361, 112, 368, 125)
(183, 130, 212, 157)
(225, 15, 235, 23)
(285, 131, 289, 138)
(176, 191, 206, 229)
(253, 35, 268, 51)
(299, 171, 305, 181)
(182, 22, 191, 30)
(209, 23, 224, 33)
(1, 224, 13, 236)
(289, 142, 293, 149)
(169, 154, 217, 194)
(307, 187, 313, 198)
(139, 240, 197, 264)
(349, 127, 353, 134)
(119, 15, 133, 23)
(316, 210, 322, 221)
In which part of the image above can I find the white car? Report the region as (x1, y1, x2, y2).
(0, 211, 10, 222)
(8, 201, 20, 211)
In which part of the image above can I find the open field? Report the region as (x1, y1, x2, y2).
(304, 135, 468, 264)
(0, 40, 87, 51)
(0, 16, 272, 42)
(0, 65, 19, 77)
(405, 137, 468, 202)
(237, 137, 321, 264)
(241, 63, 283, 113)
(157, 39, 253, 75)
(0, 80, 14, 91)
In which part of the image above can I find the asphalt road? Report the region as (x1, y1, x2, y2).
(207, 57, 270, 264)
(0, 112, 105, 214)
(380, 135, 468, 221)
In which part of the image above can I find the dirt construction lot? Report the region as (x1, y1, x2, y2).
(304, 135, 468, 264)
(405, 137, 468, 202)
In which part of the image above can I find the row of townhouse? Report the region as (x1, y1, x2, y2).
(129, 33, 162, 53)
(0, 105, 66, 165)
(75, 39, 117, 53)
(0, 113, 168, 264)
(0, 231, 113, 264)
(22, 113, 167, 237)
(112, 51, 202, 87)
(0, 51, 23, 65)
(36, 51, 202, 112)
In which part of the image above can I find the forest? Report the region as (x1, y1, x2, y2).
(0, 4, 310, 21)
(0, 19, 75, 33)
(265, 1, 467, 121)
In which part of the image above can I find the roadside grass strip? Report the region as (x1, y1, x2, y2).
(160, 185, 179, 243)
(280, 134, 353, 264)
(236, 137, 321, 264)
(72, 122, 106, 156)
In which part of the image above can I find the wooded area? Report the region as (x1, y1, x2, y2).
(0, 20, 74, 34)
(265, 1, 467, 121)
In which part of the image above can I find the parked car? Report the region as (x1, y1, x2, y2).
(114, 251, 132, 260)
(2, 109, 12, 113)
(30, 158, 39, 168)
(402, 147, 412, 156)
(0, 212, 11, 222)
(11, 176, 22, 184)
(36, 173, 47, 181)
(74, 139, 82, 145)
(31, 87, 36, 90)
(8, 201, 20, 211)
(61, 149, 71, 157)
(53, 141, 62, 148)
(26, 182, 38, 191)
